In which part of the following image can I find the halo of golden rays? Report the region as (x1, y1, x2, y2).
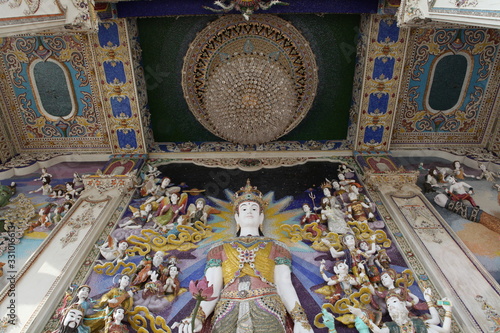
(205, 189, 304, 245)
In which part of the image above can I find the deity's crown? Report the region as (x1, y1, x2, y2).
(382, 268, 397, 281)
(385, 289, 407, 302)
(320, 181, 332, 189)
(76, 284, 91, 293)
(63, 303, 85, 316)
(233, 179, 267, 212)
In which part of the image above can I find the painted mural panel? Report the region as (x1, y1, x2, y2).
(0, 161, 105, 290)
(0, 34, 110, 153)
(0, 118, 14, 164)
(391, 27, 500, 148)
(392, 155, 500, 283)
(41, 159, 453, 333)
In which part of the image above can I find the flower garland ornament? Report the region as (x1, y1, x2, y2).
(203, 0, 289, 20)
(189, 276, 217, 332)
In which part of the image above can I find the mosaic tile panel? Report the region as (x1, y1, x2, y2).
(355, 15, 407, 151)
(0, 122, 14, 164)
(151, 140, 346, 153)
(490, 119, 500, 155)
(0, 34, 110, 153)
(41, 158, 442, 333)
(0, 98, 15, 163)
(89, 19, 147, 154)
(391, 27, 500, 148)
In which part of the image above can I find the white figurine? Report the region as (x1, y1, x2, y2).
(348, 288, 453, 333)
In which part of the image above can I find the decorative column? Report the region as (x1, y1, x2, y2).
(353, 15, 408, 151)
(90, 19, 149, 154)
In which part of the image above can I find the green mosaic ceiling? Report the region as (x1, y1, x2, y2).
(138, 14, 359, 143)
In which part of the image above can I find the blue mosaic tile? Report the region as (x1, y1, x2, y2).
(98, 22, 120, 48)
(117, 129, 138, 149)
(377, 18, 398, 43)
(103, 61, 126, 84)
(368, 92, 389, 114)
(373, 56, 395, 80)
(110, 96, 132, 118)
(363, 125, 384, 144)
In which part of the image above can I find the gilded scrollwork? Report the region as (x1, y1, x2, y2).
(128, 306, 172, 333)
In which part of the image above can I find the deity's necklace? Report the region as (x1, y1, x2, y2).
(226, 239, 275, 286)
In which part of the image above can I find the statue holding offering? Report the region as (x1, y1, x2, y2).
(175, 180, 313, 333)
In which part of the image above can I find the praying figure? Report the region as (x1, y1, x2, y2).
(348, 288, 452, 333)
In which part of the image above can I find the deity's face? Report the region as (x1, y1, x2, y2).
(62, 308, 83, 328)
(448, 176, 457, 185)
(479, 164, 486, 171)
(321, 197, 330, 206)
(359, 241, 368, 251)
(119, 275, 130, 289)
(161, 178, 171, 188)
(331, 181, 340, 190)
(114, 308, 125, 322)
(169, 265, 178, 278)
(77, 287, 90, 300)
(235, 201, 263, 230)
(387, 296, 409, 323)
(118, 241, 128, 251)
(381, 272, 394, 288)
(338, 174, 345, 181)
(344, 234, 356, 247)
(171, 193, 179, 204)
(153, 251, 164, 267)
(350, 185, 359, 194)
(302, 204, 311, 213)
(196, 199, 204, 209)
(323, 187, 332, 197)
(333, 261, 349, 275)
(454, 161, 460, 169)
